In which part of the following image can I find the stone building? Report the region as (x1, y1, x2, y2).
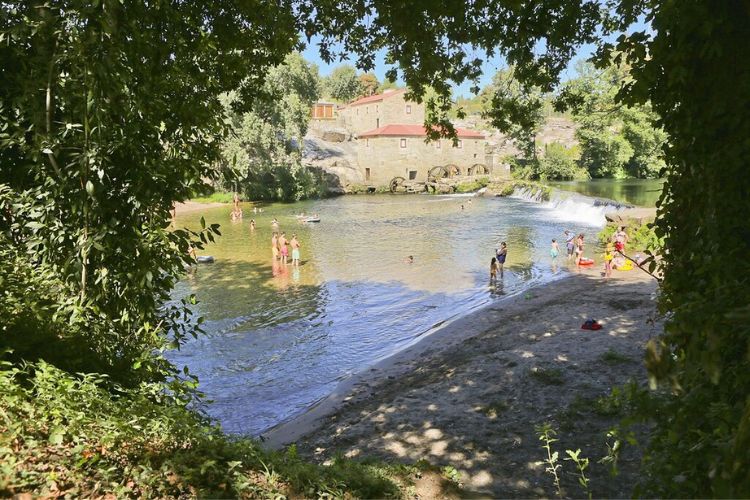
(311, 101, 336, 121)
(357, 124, 486, 186)
(337, 89, 425, 135)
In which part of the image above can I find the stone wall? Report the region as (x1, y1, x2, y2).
(357, 135, 486, 186)
(339, 91, 425, 136)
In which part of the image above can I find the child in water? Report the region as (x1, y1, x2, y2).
(550, 239, 559, 261)
(490, 257, 498, 281)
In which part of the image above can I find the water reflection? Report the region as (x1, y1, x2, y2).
(170, 194, 601, 435)
(548, 178, 665, 207)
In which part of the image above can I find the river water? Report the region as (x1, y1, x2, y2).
(170, 191, 625, 435)
(548, 178, 665, 207)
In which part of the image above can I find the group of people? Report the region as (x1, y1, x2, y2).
(489, 225, 632, 281)
(490, 242, 507, 281)
(271, 230, 301, 267)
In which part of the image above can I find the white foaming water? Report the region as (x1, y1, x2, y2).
(511, 186, 633, 226)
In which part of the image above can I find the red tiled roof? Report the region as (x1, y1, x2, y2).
(347, 88, 407, 107)
(359, 124, 485, 139)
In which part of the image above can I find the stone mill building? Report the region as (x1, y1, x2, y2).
(309, 88, 495, 191)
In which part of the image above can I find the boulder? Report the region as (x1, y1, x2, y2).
(605, 207, 657, 227)
(321, 131, 346, 142)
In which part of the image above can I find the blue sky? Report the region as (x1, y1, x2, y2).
(303, 40, 599, 98)
(301, 19, 649, 98)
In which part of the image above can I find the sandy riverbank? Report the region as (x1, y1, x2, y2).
(264, 268, 660, 497)
(174, 200, 227, 215)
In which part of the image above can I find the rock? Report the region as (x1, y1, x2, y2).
(605, 207, 657, 227)
(321, 131, 346, 142)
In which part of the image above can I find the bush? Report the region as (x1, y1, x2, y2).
(455, 177, 490, 193)
(0, 361, 418, 498)
(598, 223, 662, 253)
(537, 143, 589, 180)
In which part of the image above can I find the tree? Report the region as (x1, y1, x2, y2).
(537, 143, 587, 181)
(0, 1, 298, 383)
(379, 79, 402, 92)
(3, 1, 749, 495)
(303, 1, 750, 494)
(559, 62, 666, 178)
(358, 72, 380, 96)
(481, 67, 545, 159)
(323, 64, 362, 102)
(221, 53, 321, 201)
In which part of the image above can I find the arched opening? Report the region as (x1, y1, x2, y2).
(467, 163, 489, 176)
(427, 165, 449, 182)
(445, 164, 461, 177)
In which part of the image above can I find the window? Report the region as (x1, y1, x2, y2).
(408, 170, 417, 180)
(405, 104, 412, 114)
(366, 138, 369, 147)
(435, 140, 441, 149)
(365, 168, 371, 181)
(400, 138, 407, 148)
(473, 153, 477, 158)
(456, 140, 463, 149)
(376, 118, 380, 128)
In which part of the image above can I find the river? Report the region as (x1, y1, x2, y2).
(547, 178, 665, 207)
(169, 189, 638, 436)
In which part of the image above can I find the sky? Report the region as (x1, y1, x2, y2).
(301, 19, 649, 98)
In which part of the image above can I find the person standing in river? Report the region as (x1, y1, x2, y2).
(565, 230, 575, 261)
(290, 234, 301, 267)
(550, 239, 560, 262)
(496, 242, 507, 278)
(575, 234, 585, 266)
(271, 232, 279, 260)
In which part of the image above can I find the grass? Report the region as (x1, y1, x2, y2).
(529, 366, 566, 385)
(557, 393, 628, 431)
(0, 361, 443, 498)
(454, 177, 490, 193)
(190, 191, 235, 203)
(482, 400, 509, 419)
(600, 349, 633, 365)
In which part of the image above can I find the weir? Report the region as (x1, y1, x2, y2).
(510, 185, 634, 226)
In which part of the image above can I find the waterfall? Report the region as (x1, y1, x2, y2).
(510, 186, 633, 226)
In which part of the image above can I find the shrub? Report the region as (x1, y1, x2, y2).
(0, 361, 417, 498)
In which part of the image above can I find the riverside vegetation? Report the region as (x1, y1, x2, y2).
(2, 0, 749, 498)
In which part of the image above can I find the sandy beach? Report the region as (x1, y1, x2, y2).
(264, 268, 660, 498)
(174, 200, 227, 215)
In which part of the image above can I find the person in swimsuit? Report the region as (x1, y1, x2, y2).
(490, 257, 498, 282)
(614, 226, 628, 252)
(271, 232, 279, 260)
(290, 234, 301, 266)
(603, 242, 614, 278)
(496, 242, 507, 278)
(575, 234, 585, 266)
(280, 240, 289, 265)
(278, 232, 287, 263)
(550, 239, 560, 261)
(249, 219, 256, 231)
(565, 230, 575, 260)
